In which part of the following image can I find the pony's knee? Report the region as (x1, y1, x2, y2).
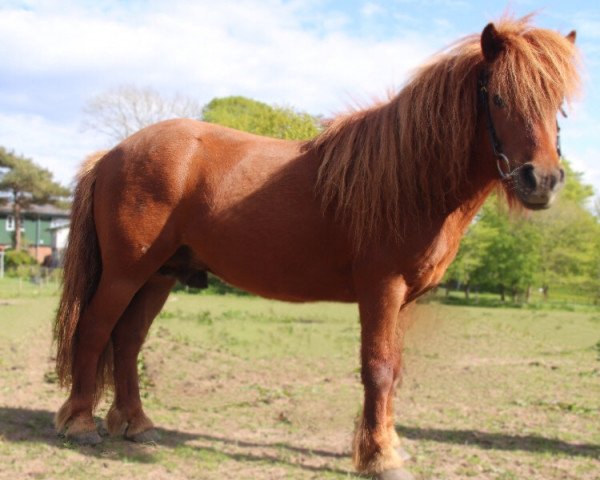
(362, 359, 395, 391)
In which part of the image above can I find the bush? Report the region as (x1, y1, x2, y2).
(172, 273, 251, 296)
(4, 249, 37, 272)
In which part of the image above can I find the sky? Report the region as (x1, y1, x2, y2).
(0, 0, 598, 192)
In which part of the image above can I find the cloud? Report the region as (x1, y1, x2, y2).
(0, 0, 435, 114)
(0, 112, 104, 186)
(0, 0, 597, 196)
(0, 0, 440, 184)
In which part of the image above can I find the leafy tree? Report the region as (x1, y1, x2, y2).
(445, 214, 495, 298)
(202, 96, 320, 140)
(533, 159, 599, 301)
(82, 85, 202, 143)
(0, 148, 70, 250)
(446, 158, 600, 303)
(531, 188, 600, 300)
(469, 198, 542, 301)
(560, 159, 595, 206)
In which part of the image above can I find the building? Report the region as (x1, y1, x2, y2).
(0, 203, 70, 263)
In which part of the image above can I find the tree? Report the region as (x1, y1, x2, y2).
(202, 96, 321, 140)
(0, 148, 70, 250)
(446, 158, 600, 303)
(560, 160, 595, 206)
(82, 85, 202, 143)
(445, 214, 495, 298)
(532, 200, 600, 301)
(460, 197, 542, 302)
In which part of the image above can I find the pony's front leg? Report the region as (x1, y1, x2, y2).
(353, 277, 414, 480)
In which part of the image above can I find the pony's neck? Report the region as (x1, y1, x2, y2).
(443, 125, 501, 229)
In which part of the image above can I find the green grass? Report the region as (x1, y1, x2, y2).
(0, 278, 598, 479)
(426, 288, 600, 312)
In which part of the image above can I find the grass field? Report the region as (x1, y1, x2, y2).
(0, 277, 598, 479)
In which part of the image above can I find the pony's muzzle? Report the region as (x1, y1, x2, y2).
(516, 163, 565, 209)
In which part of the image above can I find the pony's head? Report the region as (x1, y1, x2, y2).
(478, 17, 579, 209)
(312, 15, 580, 251)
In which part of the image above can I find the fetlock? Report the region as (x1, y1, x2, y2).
(105, 404, 128, 436)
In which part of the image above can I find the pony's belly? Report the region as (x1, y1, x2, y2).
(209, 255, 357, 303)
(185, 231, 356, 302)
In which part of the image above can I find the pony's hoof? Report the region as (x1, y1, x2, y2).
(126, 428, 160, 443)
(375, 468, 415, 480)
(396, 447, 411, 462)
(66, 430, 103, 446)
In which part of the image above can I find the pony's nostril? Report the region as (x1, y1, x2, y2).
(550, 168, 565, 191)
(521, 163, 537, 190)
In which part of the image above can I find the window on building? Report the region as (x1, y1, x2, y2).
(5, 216, 24, 232)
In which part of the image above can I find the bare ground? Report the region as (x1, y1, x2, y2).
(0, 289, 598, 479)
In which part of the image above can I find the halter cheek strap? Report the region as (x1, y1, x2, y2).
(478, 70, 564, 181)
(478, 71, 512, 180)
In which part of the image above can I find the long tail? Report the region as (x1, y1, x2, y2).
(54, 151, 110, 403)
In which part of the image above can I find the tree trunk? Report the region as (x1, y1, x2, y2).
(13, 201, 22, 251)
(499, 284, 505, 302)
(542, 284, 549, 301)
(525, 285, 531, 303)
(464, 283, 470, 300)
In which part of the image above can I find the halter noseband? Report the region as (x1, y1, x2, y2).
(478, 70, 564, 181)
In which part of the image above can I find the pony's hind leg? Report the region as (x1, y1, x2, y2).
(55, 273, 143, 444)
(105, 274, 175, 442)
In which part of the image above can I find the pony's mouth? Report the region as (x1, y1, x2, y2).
(519, 198, 552, 210)
(512, 172, 562, 211)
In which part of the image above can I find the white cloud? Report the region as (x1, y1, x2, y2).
(0, 0, 439, 185)
(0, 112, 105, 186)
(0, 0, 597, 196)
(0, 0, 435, 111)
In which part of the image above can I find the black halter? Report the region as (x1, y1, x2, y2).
(478, 70, 565, 181)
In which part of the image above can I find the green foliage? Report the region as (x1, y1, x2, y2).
(202, 96, 320, 140)
(0, 147, 71, 250)
(560, 159, 595, 206)
(4, 249, 37, 270)
(3, 249, 40, 280)
(0, 147, 70, 205)
(447, 160, 600, 303)
(172, 273, 251, 296)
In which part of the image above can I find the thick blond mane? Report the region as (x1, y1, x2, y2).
(309, 15, 580, 251)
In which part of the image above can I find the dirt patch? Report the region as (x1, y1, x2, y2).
(0, 294, 598, 479)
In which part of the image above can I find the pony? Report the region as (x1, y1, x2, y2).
(53, 16, 579, 480)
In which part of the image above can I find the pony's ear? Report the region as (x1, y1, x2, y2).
(566, 30, 576, 44)
(481, 23, 505, 62)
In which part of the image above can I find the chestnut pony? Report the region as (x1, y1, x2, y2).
(54, 17, 579, 479)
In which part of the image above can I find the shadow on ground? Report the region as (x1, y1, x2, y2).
(396, 425, 600, 459)
(0, 407, 352, 475)
(1, 407, 598, 473)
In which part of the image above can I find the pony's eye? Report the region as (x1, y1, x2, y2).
(493, 94, 505, 108)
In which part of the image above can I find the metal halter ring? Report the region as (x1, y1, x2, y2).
(496, 153, 511, 180)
